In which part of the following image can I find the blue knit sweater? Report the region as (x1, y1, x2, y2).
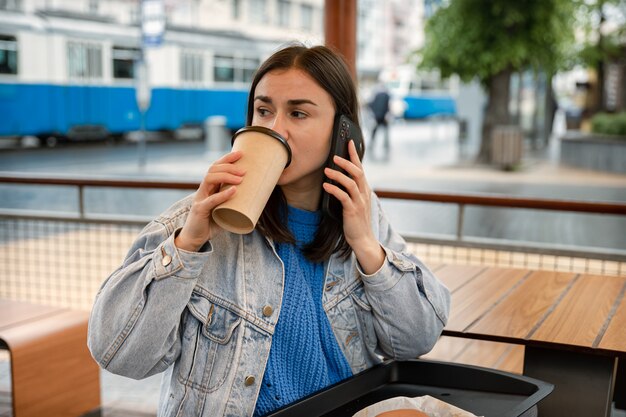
(253, 206, 353, 416)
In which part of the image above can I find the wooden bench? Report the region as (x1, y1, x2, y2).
(0, 299, 100, 417)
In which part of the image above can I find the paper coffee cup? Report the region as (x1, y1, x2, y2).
(212, 126, 292, 234)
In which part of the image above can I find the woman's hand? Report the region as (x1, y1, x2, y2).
(323, 140, 385, 274)
(175, 151, 245, 252)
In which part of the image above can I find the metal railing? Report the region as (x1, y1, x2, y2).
(1, 172, 625, 311)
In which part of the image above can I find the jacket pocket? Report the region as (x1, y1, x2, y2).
(175, 292, 241, 393)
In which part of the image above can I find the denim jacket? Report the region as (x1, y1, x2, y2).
(88, 193, 450, 417)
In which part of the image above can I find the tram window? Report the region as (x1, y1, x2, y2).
(0, 35, 17, 75)
(214, 55, 235, 83)
(113, 47, 140, 79)
(68, 41, 102, 79)
(242, 58, 259, 82)
(181, 52, 203, 83)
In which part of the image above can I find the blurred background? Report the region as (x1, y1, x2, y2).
(0, 0, 625, 416)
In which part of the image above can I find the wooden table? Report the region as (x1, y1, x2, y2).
(433, 265, 626, 417)
(0, 299, 100, 417)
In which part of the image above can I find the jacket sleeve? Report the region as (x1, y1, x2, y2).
(358, 194, 451, 359)
(87, 217, 212, 380)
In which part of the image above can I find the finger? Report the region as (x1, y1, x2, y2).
(195, 185, 237, 214)
(334, 141, 370, 192)
(208, 157, 246, 177)
(322, 182, 354, 211)
(204, 158, 246, 181)
(198, 171, 244, 197)
(198, 151, 245, 194)
(324, 167, 359, 197)
(328, 157, 368, 196)
(214, 150, 243, 165)
(332, 154, 363, 182)
(347, 140, 363, 167)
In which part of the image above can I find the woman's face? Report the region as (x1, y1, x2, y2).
(251, 67, 335, 191)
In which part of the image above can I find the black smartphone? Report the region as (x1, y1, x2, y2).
(322, 113, 365, 219)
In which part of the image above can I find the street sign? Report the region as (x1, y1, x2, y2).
(135, 59, 151, 112)
(142, 0, 165, 48)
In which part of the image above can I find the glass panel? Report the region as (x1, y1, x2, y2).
(67, 42, 102, 80)
(231, 0, 240, 19)
(249, 0, 268, 24)
(181, 52, 203, 82)
(0, 35, 17, 74)
(113, 47, 139, 79)
(242, 57, 259, 82)
(214, 55, 235, 82)
(300, 4, 313, 31)
(278, 0, 290, 27)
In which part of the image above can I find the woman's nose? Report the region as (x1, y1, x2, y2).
(270, 115, 288, 139)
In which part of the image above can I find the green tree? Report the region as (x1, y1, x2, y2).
(576, 0, 626, 113)
(418, 0, 576, 161)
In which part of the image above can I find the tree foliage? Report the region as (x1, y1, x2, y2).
(574, 0, 626, 112)
(416, 0, 580, 162)
(576, 0, 626, 68)
(418, 0, 578, 87)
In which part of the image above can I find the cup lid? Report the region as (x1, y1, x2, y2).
(232, 126, 292, 168)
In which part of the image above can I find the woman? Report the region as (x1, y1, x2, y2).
(88, 43, 450, 417)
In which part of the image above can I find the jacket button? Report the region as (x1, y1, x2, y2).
(161, 254, 172, 267)
(262, 305, 273, 317)
(244, 375, 255, 386)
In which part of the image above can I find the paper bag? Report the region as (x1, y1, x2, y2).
(352, 395, 481, 417)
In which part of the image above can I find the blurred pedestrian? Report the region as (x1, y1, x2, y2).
(368, 83, 391, 153)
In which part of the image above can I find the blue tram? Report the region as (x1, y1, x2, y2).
(0, 9, 277, 144)
(0, 83, 248, 138)
(0, 10, 456, 145)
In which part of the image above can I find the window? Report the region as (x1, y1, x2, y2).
(249, 0, 268, 24)
(181, 52, 204, 83)
(214, 55, 235, 82)
(231, 0, 240, 19)
(277, 0, 290, 27)
(67, 41, 102, 79)
(0, 35, 17, 75)
(112, 47, 140, 79)
(0, 0, 21, 11)
(242, 57, 260, 82)
(300, 4, 313, 31)
(213, 55, 259, 84)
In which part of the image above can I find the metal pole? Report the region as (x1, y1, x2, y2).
(78, 185, 85, 219)
(138, 105, 146, 170)
(135, 47, 150, 171)
(457, 204, 465, 241)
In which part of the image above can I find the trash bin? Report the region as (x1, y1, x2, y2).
(204, 116, 230, 153)
(491, 125, 523, 170)
(267, 359, 553, 417)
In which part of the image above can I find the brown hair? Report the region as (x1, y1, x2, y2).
(246, 43, 361, 262)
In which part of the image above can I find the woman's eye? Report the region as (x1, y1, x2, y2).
(256, 107, 271, 117)
(291, 110, 307, 119)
